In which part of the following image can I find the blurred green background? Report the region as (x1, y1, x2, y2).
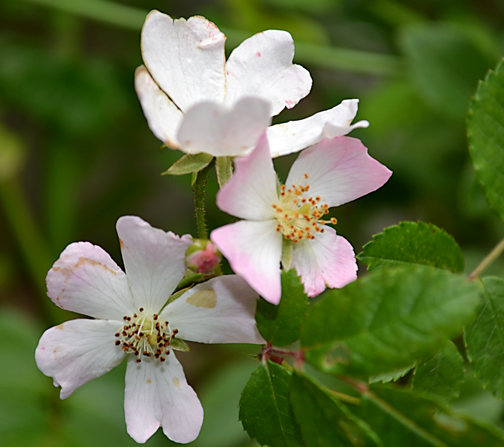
(2, 0, 504, 445)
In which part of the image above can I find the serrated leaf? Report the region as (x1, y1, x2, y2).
(290, 372, 383, 447)
(369, 362, 417, 384)
(162, 153, 213, 176)
(412, 340, 465, 403)
(357, 221, 464, 273)
(400, 23, 491, 119)
(301, 265, 481, 377)
(465, 276, 504, 398)
(256, 269, 309, 346)
(353, 386, 504, 446)
(467, 60, 504, 221)
(239, 361, 305, 447)
(215, 156, 233, 188)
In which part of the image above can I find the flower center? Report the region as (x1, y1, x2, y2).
(114, 307, 178, 363)
(272, 174, 337, 243)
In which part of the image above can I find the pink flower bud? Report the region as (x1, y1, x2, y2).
(186, 240, 221, 274)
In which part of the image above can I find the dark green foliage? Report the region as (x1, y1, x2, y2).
(239, 361, 305, 447)
(256, 269, 309, 346)
(465, 277, 504, 398)
(301, 265, 481, 377)
(358, 221, 464, 273)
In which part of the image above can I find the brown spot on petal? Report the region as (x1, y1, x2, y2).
(55, 324, 64, 330)
(119, 239, 126, 249)
(172, 377, 180, 387)
(147, 379, 151, 384)
(186, 289, 217, 308)
(75, 257, 117, 276)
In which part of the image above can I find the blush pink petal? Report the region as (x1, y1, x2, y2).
(291, 226, 357, 297)
(177, 97, 271, 156)
(134, 66, 183, 148)
(116, 216, 192, 314)
(211, 220, 282, 304)
(216, 132, 278, 220)
(35, 319, 126, 399)
(224, 30, 311, 116)
(162, 276, 264, 344)
(267, 100, 369, 158)
(124, 355, 203, 444)
(286, 136, 392, 208)
(46, 241, 134, 320)
(141, 11, 226, 112)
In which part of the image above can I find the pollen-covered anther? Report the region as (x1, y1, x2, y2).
(273, 180, 337, 242)
(115, 307, 177, 362)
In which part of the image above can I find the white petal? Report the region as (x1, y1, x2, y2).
(141, 11, 226, 112)
(216, 132, 278, 220)
(35, 319, 126, 399)
(124, 354, 203, 444)
(116, 216, 192, 314)
(286, 136, 392, 208)
(225, 30, 311, 116)
(267, 99, 369, 157)
(134, 66, 183, 148)
(177, 97, 271, 156)
(210, 220, 282, 304)
(46, 242, 135, 320)
(291, 226, 357, 297)
(162, 276, 264, 344)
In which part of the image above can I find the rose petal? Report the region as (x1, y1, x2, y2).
(116, 216, 192, 314)
(216, 132, 278, 220)
(225, 30, 311, 116)
(134, 66, 183, 148)
(141, 10, 226, 112)
(286, 136, 392, 208)
(124, 355, 203, 444)
(267, 99, 369, 157)
(35, 319, 126, 399)
(211, 220, 282, 304)
(291, 226, 357, 297)
(177, 97, 271, 156)
(46, 242, 134, 320)
(162, 275, 264, 344)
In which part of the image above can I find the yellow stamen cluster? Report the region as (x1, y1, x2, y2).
(273, 174, 337, 243)
(115, 307, 178, 363)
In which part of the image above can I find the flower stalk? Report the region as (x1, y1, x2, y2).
(468, 236, 504, 280)
(191, 164, 212, 240)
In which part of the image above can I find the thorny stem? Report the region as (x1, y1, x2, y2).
(192, 165, 212, 240)
(468, 236, 504, 281)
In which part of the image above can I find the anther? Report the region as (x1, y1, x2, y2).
(115, 340, 120, 346)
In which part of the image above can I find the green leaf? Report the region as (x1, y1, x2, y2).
(369, 362, 417, 384)
(301, 265, 481, 377)
(290, 372, 383, 447)
(465, 276, 504, 398)
(239, 361, 305, 447)
(400, 23, 492, 120)
(162, 153, 213, 176)
(256, 269, 310, 346)
(170, 338, 190, 352)
(412, 340, 465, 403)
(215, 156, 233, 188)
(353, 386, 504, 446)
(467, 60, 504, 221)
(357, 221, 464, 273)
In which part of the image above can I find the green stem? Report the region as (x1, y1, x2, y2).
(22, 0, 403, 75)
(0, 180, 66, 324)
(192, 165, 211, 240)
(468, 237, 504, 281)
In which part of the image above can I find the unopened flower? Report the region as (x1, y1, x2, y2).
(35, 216, 264, 444)
(211, 134, 392, 304)
(186, 239, 221, 274)
(135, 10, 368, 157)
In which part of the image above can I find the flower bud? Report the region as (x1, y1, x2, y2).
(185, 239, 221, 274)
